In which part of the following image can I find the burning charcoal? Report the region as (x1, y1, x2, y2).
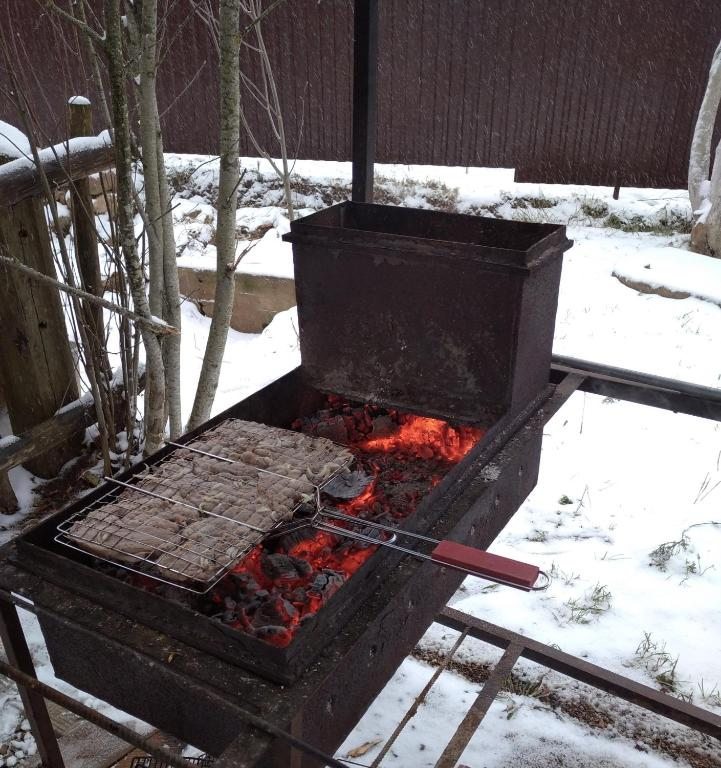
(253, 595, 297, 627)
(255, 625, 287, 639)
(370, 415, 395, 437)
(315, 415, 348, 443)
(273, 526, 316, 551)
(289, 587, 308, 604)
(281, 598, 298, 620)
(288, 555, 313, 577)
(262, 553, 299, 580)
(309, 569, 345, 600)
(223, 596, 237, 610)
(222, 610, 236, 623)
(255, 589, 269, 599)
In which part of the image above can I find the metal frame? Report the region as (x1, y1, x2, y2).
(0, 363, 719, 766)
(365, 606, 721, 768)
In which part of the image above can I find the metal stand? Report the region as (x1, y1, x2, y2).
(1, 364, 720, 765)
(0, 598, 65, 767)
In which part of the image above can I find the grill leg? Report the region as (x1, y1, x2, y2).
(0, 598, 65, 767)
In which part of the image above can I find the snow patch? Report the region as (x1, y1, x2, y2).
(0, 121, 31, 160)
(613, 246, 721, 307)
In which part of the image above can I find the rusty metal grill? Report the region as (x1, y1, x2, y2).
(55, 419, 353, 593)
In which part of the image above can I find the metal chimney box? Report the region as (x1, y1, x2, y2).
(283, 202, 572, 424)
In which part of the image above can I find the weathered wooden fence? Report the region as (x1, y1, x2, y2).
(0, 104, 115, 511)
(2, 0, 720, 187)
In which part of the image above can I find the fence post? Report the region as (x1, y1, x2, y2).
(0, 154, 82, 479)
(0, 471, 17, 515)
(68, 96, 109, 378)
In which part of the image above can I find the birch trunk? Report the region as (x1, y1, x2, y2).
(156, 107, 183, 438)
(690, 41, 721, 210)
(689, 39, 721, 255)
(187, 0, 241, 430)
(138, 0, 164, 319)
(105, 0, 166, 454)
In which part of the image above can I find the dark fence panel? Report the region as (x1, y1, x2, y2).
(2, 0, 720, 187)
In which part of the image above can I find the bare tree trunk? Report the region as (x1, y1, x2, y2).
(156, 107, 183, 438)
(689, 39, 721, 254)
(137, 0, 165, 319)
(689, 40, 721, 212)
(187, 0, 241, 430)
(130, 0, 182, 437)
(105, 0, 166, 454)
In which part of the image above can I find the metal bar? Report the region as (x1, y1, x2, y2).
(351, 0, 378, 202)
(0, 598, 349, 768)
(324, 521, 546, 591)
(433, 642, 523, 768)
(551, 355, 721, 422)
(0, 656, 198, 768)
(369, 628, 469, 768)
(319, 508, 440, 544)
(438, 607, 721, 740)
(314, 520, 548, 590)
(0, 599, 65, 768)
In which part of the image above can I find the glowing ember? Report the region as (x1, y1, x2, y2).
(359, 415, 480, 462)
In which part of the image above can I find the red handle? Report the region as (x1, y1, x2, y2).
(431, 540, 540, 590)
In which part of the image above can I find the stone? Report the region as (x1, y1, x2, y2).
(178, 266, 296, 333)
(92, 192, 117, 215)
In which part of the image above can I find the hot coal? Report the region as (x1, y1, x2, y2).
(262, 553, 313, 581)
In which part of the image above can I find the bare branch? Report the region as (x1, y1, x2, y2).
(0, 253, 179, 337)
(42, 0, 107, 47)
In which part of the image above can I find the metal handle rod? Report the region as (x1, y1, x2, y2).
(315, 520, 549, 591)
(319, 507, 440, 544)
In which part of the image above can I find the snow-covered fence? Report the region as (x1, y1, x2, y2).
(0, 117, 116, 502)
(0, 132, 114, 208)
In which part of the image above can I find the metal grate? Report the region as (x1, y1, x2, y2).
(129, 756, 213, 768)
(55, 419, 353, 594)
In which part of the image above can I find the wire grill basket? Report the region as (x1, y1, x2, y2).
(55, 419, 354, 594)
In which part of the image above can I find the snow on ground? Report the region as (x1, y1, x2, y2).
(178, 302, 300, 422)
(613, 246, 721, 308)
(2, 158, 721, 765)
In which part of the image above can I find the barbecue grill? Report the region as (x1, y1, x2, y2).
(6, 203, 572, 761)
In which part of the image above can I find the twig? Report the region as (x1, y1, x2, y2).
(228, 237, 258, 274)
(42, 0, 107, 47)
(240, 0, 287, 41)
(0, 253, 179, 336)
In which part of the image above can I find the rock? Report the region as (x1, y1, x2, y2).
(93, 192, 117, 215)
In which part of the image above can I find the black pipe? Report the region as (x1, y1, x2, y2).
(551, 354, 721, 422)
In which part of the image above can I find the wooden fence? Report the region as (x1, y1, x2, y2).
(2, 1, 721, 187)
